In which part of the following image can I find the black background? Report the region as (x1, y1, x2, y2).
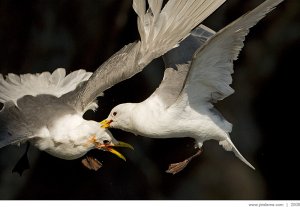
(0, 0, 299, 200)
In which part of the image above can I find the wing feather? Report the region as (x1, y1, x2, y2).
(183, 0, 284, 106)
(70, 0, 226, 112)
(149, 25, 216, 108)
(0, 101, 33, 148)
(0, 68, 92, 105)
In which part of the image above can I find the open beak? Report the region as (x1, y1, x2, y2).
(100, 119, 112, 128)
(96, 141, 134, 161)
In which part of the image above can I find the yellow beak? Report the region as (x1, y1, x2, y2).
(96, 141, 134, 161)
(100, 119, 112, 128)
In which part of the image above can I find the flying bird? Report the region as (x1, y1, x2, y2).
(0, 0, 226, 171)
(101, 0, 284, 174)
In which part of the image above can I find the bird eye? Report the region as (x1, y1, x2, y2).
(103, 140, 110, 145)
(112, 112, 117, 116)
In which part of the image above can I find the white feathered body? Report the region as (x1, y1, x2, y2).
(29, 106, 107, 160)
(106, 0, 285, 171)
(111, 86, 254, 169)
(0, 69, 113, 160)
(124, 94, 230, 145)
(1, 0, 230, 161)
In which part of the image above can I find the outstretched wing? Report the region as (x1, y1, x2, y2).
(149, 25, 216, 108)
(183, 0, 284, 107)
(0, 102, 33, 148)
(0, 68, 92, 105)
(65, 0, 226, 113)
(0, 94, 80, 149)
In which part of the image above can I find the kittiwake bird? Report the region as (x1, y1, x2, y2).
(0, 0, 226, 172)
(101, 0, 284, 174)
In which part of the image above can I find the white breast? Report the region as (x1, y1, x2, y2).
(31, 114, 97, 160)
(132, 95, 227, 141)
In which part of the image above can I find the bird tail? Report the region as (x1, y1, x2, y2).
(133, 0, 226, 67)
(219, 137, 255, 170)
(0, 101, 32, 148)
(0, 68, 92, 104)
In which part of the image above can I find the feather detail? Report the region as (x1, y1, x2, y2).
(183, 0, 284, 104)
(0, 101, 32, 148)
(72, 0, 226, 112)
(0, 68, 92, 104)
(134, 0, 226, 66)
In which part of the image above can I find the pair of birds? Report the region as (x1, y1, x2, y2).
(0, 0, 283, 174)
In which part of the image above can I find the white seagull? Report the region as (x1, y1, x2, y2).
(101, 0, 284, 174)
(0, 0, 226, 170)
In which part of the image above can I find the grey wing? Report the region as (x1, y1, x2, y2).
(150, 25, 216, 108)
(0, 95, 77, 149)
(63, 0, 226, 113)
(163, 25, 216, 69)
(183, 0, 284, 107)
(0, 102, 33, 148)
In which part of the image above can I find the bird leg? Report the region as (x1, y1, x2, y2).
(81, 156, 103, 171)
(166, 147, 203, 175)
(82, 136, 103, 171)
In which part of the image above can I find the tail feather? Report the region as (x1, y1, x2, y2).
(0, 101, 32, 148)
(0, 68, 92, 104)
(220, 138, 255, 170)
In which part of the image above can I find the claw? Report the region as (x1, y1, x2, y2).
(166, 148, 203, 175)
(82, 156, 102, 171)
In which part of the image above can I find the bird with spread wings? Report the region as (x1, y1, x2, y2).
(0, 0, 226, 172)
(101, 0, 284, 174)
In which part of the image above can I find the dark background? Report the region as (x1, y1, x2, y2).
(0, 0, 299, 200)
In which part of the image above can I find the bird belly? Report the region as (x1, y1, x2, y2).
(30, 114, 94, 160)
(138, 105, 228, 141)
(31, 137, 88, 160)
(44, 143, 87, 160)
(131, 106, 194, 138)
(132, 99, 229, 141)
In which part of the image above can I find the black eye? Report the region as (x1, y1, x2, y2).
(103, 140, 110, 145)
(112, 112, 117, 116)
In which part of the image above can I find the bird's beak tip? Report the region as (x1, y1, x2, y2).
(96, 141, 134, 161)
(100, 119, 112, 128)
(115, 141, 134, 150)
(106, 147, 127, 161)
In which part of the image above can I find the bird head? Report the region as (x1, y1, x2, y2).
(90, 127, 134, 161)
(100, 103, 136, 131)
